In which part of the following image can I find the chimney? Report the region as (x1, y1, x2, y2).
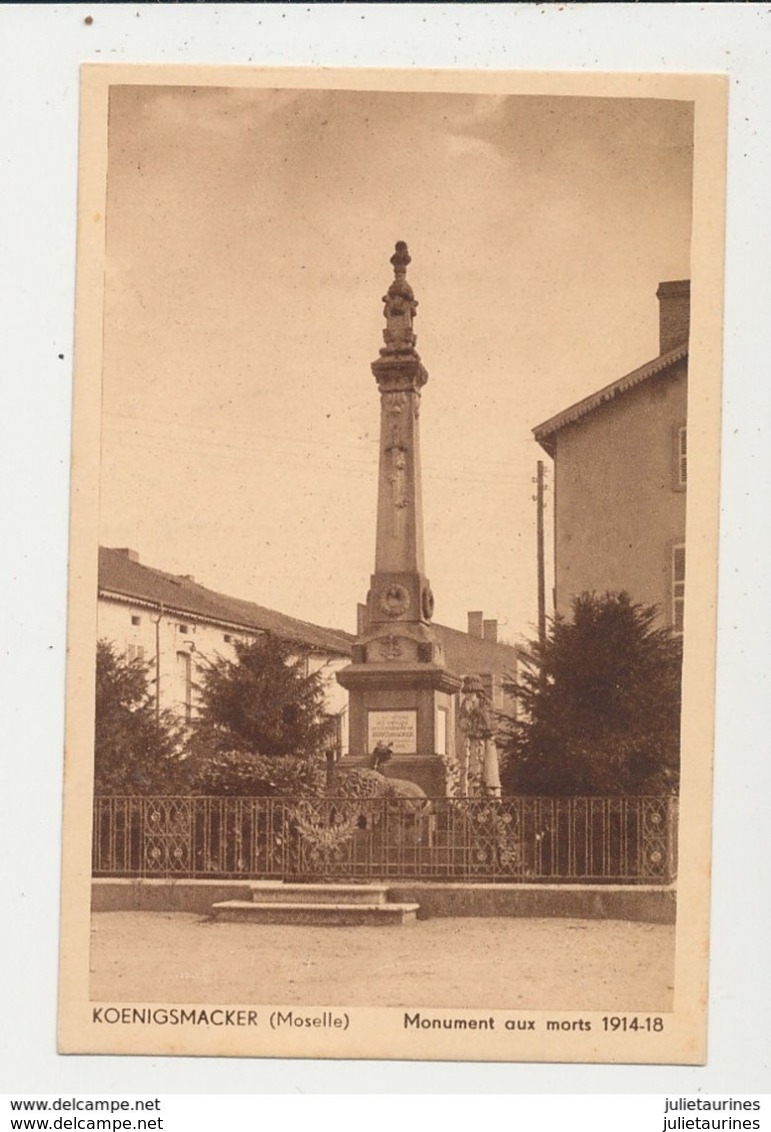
(656, 280, 690, 354)
(467, 611, 484, 639)
(357, 602, 369, 636)
(483, 618, 498, 644)
(116, 547, 140, 563)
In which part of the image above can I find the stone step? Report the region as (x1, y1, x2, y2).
(211, 899, 419, 926)
(246, 882, 392, 906)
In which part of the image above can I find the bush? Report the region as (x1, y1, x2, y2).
(498, 592, 682, 796)
(184, 749, 327, 798)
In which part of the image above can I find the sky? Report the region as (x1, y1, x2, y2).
(99, 83, 693, 641)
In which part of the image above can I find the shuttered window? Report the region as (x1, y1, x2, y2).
(672, 544, 686, 633)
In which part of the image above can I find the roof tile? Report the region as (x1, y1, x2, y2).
(99, 547, 355, 655)
(533, 343, 688, 455)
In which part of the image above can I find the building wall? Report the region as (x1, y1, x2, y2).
(98, 592, 518, 770)
(434, 626, 518, 713)
(97, 597, 350, 752)
(551, 360, 687, 627)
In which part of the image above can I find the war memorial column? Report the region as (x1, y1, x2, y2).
(337, 242, 461, 795)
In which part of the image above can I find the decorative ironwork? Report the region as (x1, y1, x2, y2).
(143, 798, 192, 873)
(289, 798, 361, 875)
(639, 796, 677, 880)
(92, 794, 678, 885)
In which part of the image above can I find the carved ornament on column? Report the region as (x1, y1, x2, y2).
(386, 445, 409, 510)
(380, 241, 418, 356)
(378, 583, 411, 618)
(378, 635, 403, 660)
(372, 242, 428, 392)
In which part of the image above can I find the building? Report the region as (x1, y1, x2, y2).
(97, 546, 355, 752)
(533, 280, 689, 633)
(98, 547, 518, 760)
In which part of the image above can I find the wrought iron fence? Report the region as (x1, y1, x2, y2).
(93, 794, 677, 884)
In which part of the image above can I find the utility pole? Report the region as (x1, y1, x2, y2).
(536, 459, 546, 651)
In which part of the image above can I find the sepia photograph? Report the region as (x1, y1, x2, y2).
(58, 64, 727, 1064)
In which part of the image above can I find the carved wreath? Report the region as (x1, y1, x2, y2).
(379, 584, 411, 618)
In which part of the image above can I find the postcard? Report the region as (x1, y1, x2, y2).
(59, 63, 727, 1063)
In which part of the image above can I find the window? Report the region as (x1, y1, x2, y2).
(131, 614, 141, 627)
(178, 623, 189, 634)
(176, 650, 192, 721)
(224, 633, 232, 644)
(127, 644, 145, 663)
(677, 426, 687, 487)
(672, 544, 686, 634)
(435, 707, 448, 757)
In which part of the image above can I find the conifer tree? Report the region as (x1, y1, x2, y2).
(191, 634, 333, 760)
(498, 592, 682, 796)
(94, 640, 183, 794)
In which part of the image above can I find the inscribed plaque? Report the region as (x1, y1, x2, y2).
(367, 710, 417, 754)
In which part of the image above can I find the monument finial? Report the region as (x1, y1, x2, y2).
(390, 240, 411, 273)
(380, 241, 419, 358)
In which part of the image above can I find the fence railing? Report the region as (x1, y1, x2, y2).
(93, 794, 677, 884)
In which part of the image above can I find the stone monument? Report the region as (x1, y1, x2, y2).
(458, 674, 502, 798)
(337, 242, 461, 795)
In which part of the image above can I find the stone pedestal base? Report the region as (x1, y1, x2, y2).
(336, 662, 461, 798)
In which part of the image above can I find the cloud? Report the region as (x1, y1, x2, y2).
(443, 131, 510, 169)
(133, 85, 308, 138)
(454, 93, 511, 129)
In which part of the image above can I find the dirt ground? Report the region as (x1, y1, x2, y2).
(90, 912, 675, 1012)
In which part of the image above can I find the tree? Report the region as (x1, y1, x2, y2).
(94, 640, 183, 794)
(498, 592, 682, 796)
(186, 634, 335, 793)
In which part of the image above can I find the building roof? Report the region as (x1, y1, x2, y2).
(99, 547, 519, 675)
(533, 342, 688, 457)
(433, 621, 518, 676)
(99, 547, 356, 656)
